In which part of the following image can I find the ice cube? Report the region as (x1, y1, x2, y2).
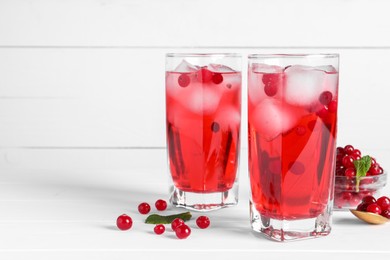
(317, 66, 338, 96)
(165, 73, 179, 98)
(323, 73, 338, 96)
(315, 65, 337, 74)
(252, 63, 283, 74)
(174, 59, 199, 72)
(208, 63, 236, 73)
(215, 106, 241, 131)
(169, 107, 203, 134)
(250, 99, 303, 141)
(284, 65, 325, 107)
(179, 87, 220, 115)
(248, 72, 263, 106)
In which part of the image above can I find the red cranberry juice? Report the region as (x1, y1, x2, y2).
(166, 68, 241, 193)
(248, 65, 338, 219)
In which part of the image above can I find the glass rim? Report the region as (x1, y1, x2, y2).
(166, 53, 242, 58)
(248, 53, 339, 59)
(335, 171, 387, 179)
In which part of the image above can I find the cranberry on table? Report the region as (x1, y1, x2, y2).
(366, 203, 382, 215)
(171, 218, 184, 231)
(155, 199, 167, 211)
(196, 216, 210, 229)
(116, 214, 133, 230)
(175, 224, 191, 239)
(154, 224, 165, 235)
(138, 202, 151, 214)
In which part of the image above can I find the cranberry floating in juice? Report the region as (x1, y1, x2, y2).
(248, 54, 339, 241)
(165, 54, 242, 211)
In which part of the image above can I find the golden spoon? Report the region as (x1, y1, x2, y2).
(350, 209, 389, 224)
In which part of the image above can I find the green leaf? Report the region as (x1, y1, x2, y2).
(354, 155, 372, 191)
(145, 211, 192, 224)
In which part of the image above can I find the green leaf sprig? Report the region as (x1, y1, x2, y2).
(145, 211, 192, 224)
(354, 155, 372, 191)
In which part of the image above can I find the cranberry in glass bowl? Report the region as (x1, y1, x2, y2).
(334, 173, 387, 210)
(333, 145, 387, 210)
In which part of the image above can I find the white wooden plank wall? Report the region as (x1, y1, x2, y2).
(1, 0, 390, 167)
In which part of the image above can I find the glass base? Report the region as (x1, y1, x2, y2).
(169, 184, 238, 212)
(250, 201, 332, 242)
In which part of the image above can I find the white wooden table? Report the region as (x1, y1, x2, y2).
(1, 0, 390, 259)
(1, 148, 389, 260)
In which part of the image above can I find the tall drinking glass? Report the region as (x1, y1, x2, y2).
(247, 54, 339, 241)
(165, 53, 242, 211)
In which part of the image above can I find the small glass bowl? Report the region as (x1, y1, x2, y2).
(333, 172, 387, 210)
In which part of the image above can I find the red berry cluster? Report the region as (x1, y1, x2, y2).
(169, 216, 210, 239)
(262, 73, 281, 97)
(137, 200, 168, 215)
(334, 144, 385, 209)
(166, 215, 210, 239)
(115, 199, 210, 239)
(336, 145, 383, 177)
(171, 218, 190, 239)
(356, 195, 390, 219)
